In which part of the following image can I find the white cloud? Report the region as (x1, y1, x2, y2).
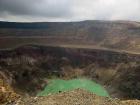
(0, 0, 140, 22)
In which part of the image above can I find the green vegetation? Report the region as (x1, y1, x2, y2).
(37, 79, 109, 97)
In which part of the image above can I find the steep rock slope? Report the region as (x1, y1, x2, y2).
(0, 45, 139, 99)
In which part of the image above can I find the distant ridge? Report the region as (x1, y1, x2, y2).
(0, 20, 139, 29)
(0, 20, 139, 53)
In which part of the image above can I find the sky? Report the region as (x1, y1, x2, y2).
(0, 0, 140, 22)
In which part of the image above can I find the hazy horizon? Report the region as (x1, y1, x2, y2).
(0, 19, 140, 23)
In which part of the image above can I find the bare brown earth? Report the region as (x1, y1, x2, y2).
(11, 89, 140, 105)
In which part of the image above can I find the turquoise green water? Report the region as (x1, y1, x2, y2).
(37, 79, 109, 97)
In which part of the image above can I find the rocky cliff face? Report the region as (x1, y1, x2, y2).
(0, 45, 139, 99)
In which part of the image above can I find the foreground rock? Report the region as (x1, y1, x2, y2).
(0, 78, 20, 105)
(14, 89, 140, 105)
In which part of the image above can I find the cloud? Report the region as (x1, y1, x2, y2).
(0, 0, 140, 22)
(0, 0, 73, 17)
(72, 0, 140, 21)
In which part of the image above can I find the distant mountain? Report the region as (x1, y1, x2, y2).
(0, 20, 140, 53)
